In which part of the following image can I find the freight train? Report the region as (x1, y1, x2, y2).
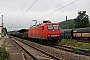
(61, 27, 90, 39)
(9, 21, 62, 44)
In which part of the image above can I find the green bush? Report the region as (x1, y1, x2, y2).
(72, 48, 77, 53)
(0, 38, 9, 60)
(61, 39, 77, 47)
(60, 39, 90, 50)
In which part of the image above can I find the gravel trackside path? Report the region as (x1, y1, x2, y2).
(6, 38, 25, 60)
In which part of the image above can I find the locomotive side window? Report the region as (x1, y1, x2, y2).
(42, 26, 44, 30)
(47, 25, 53, 29)
(53, 25, 58, 29)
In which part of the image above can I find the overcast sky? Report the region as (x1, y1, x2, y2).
(0, 0, 90, 31)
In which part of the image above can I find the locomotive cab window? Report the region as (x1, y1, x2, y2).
(47, 25, 53, 29)
(53, 25, 59, 29)
(47, 24, 59, 29)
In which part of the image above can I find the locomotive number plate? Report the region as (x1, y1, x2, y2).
(51, 35, 57, 37)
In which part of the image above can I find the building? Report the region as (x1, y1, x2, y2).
(0, 26, 2, 38)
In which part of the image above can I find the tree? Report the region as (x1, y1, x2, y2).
(2, 27, 7, 36)
(68, 23, 74, 29)
(74, 11, 89, 28)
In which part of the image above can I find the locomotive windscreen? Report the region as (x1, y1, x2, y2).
(47, 24, 59, 29)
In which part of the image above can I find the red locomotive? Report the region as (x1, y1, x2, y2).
(10, 21, 62, 44)
(28, 21, 62, 43)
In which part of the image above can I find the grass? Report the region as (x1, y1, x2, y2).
(72, 48, 78, 53)
(60, 39, 90, 50)
(0, 38, 9, 60)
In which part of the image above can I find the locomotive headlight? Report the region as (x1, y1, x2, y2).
(58, 35, 60, 36)
(48, 35, 50, 36)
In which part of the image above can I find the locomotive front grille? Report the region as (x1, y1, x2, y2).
(51, 35, 57, 37)
(48, 34, 60, 37)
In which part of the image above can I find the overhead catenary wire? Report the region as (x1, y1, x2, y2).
(22, 0, 28, 10)
(15, 0, 28, 22)
(24, 0, 55, 26)
(13, 0, 37, 25)
(11, 0, 80, 30)
(38, 0, 79, 20)
(6, 0, 28, 29)
(9, 0, 37, 30)
(24, 0, 79, 27)
(38, 0, 55, 14)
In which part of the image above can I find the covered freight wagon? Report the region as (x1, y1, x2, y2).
(73, 27, 90, 39)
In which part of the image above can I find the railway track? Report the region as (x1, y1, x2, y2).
(9, 36, 90, 60)
(63, 38, 90, 43)
(75, 39, 90, 43)
(51, 44, 90, 56)
(11, 37, 62, 60)
(12, 39, 37, 60)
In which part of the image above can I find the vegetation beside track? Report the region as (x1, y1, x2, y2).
(60, 39, 90, 50)
(0, 38, 9, 60)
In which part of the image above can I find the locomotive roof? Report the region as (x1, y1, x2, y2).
(42, 22, 58, 24)
(30, 22, 59, 28)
